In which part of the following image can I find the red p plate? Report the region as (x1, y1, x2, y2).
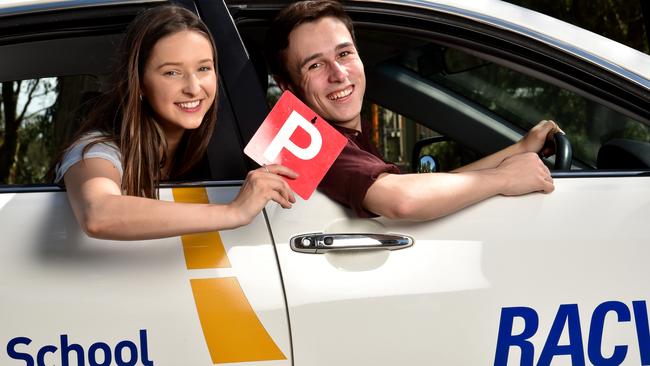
(244, 91, 347, 200)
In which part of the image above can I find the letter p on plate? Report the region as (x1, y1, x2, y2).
(263, 111, 322, 162)
(244, 91, 347, 200)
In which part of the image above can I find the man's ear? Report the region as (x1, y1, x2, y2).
(274, 75, 293, 93)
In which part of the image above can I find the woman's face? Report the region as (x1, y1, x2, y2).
(142, 30, 217, 137)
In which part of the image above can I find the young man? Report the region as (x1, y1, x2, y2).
(265, 0, 561, 220)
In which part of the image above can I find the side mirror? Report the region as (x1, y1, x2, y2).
(411, 136, 478, 173)
(412, 136, 448, 173)
(417, 155, 439, 173)
(597, 138, 650, 169)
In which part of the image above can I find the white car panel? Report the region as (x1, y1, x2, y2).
(0, 187, 291, 366)
(267, 177, 650, 365)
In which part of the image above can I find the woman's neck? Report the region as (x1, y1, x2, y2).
(163, 127, 184, 178)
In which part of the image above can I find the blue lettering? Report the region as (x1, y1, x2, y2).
(7, 337, 34, 366)
(36, 345, 57, 366)
(61, 334, 85, 366)
(588, 301, 629, 366)
(494, 306, 538, 366)
(115, 340, 137, 366)
(538, 304, 585, 366)
(6, 330, 154, 366)
(633, 301, 650, 365)
(88, 342, 111, 366)
(139, 329, 154, 366)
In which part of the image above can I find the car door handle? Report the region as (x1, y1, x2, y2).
(290, 233, 414, 253)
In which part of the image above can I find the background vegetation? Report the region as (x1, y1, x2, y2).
(505, 0, 649, 54)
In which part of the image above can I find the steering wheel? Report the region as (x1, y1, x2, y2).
(553, 132, 572, 170)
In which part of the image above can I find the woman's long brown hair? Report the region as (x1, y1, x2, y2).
(60, 4, 218, 198)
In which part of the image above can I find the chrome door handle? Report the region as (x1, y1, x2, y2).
(290, 233, 414, 253)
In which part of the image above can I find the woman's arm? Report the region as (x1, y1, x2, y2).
(64, 158, 296, 240)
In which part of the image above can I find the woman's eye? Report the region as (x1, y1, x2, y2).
(308, 63, 321, 71)
(198, 66, 212, 72)
(339, 51, 351, 57)
(164, 70, 180, 77)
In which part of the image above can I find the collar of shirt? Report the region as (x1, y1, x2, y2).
(331, 124, 361, 137)
(330, 121, 385, 159)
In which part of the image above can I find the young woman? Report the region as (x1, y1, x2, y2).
(55, 5, 296, 240)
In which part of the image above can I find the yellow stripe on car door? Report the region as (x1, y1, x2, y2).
(172, 187, 286, 364)
(172, 187, 230, 269)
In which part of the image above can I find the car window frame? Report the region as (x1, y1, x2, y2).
(0, 0, 260, 193)
(351, 17, 650, 175)
(231, 2, 650, 177)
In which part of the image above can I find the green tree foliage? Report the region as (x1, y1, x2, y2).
(0, 79, 56, 184)
(505, 0, 649, 54)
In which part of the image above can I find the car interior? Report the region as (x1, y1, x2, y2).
(235, 11, 650, 174)
(0, 2, 250, 187)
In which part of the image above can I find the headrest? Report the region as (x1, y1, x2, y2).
(597, 138, 650, 169)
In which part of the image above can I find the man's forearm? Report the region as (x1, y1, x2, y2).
(452, 141, 523, 173)
(363, 170, 504, 221)
(364, 152, 553, 221)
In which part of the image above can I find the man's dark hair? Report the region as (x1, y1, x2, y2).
(265, 0, 356, 81)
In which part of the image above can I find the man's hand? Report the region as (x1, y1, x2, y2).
(496, 152, 554, 196)
(453, 119, 564, 174)
(518, 120, 564, 157)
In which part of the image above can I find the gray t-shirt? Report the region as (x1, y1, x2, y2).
(55, 132, 122, 183)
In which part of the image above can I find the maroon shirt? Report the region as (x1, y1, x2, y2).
(318, 124, 400, 218)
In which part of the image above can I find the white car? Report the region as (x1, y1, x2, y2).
(1, 0, 649, 365)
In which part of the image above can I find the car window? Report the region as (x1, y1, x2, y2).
(0, 1, 251, 188)
(358, 102, 477, 173)
(395, 45, 650, 169)
(266, 62, 475, 173)
(354, 28, 650, 171)
(241, 10, 650, 173)
(0, 75, 101, 184)
(0, 3, 231, 187)
(0, 23, 122, 187)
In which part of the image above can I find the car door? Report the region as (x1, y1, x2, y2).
(0, 186, 290, 366)
(231, 1, 650, 365)
(0, 1, 291, 365)
(267, 181, 649, 365)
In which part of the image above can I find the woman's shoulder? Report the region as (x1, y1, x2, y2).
(66, 131, 120, 160)
(54, 130, 122, 183)
(76, 130, 117, 145)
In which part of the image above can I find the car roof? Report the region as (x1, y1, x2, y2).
(0, 0, 163, 16)
(228, 0, 650, 91)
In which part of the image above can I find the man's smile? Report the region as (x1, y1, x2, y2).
(327, 85, 354, 101)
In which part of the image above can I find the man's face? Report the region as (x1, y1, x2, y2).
(281, 16, 365, 130)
